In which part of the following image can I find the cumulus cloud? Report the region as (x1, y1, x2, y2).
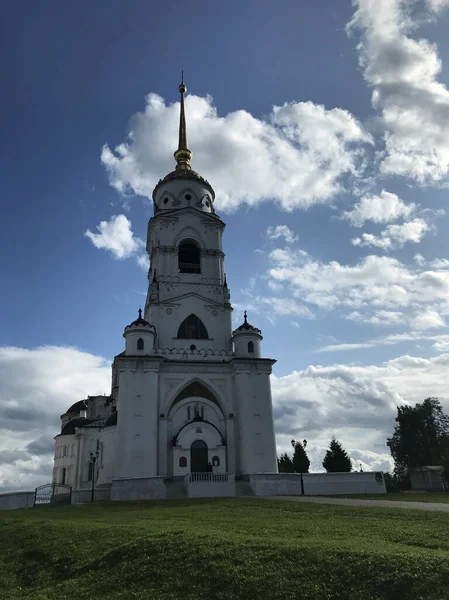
(348, 0, 449, 184)
(272, 352, 449, 472)
(426, 0, 449, 14)
(85, 214, 148, 269)
(266, 246, 449, 332)
(342, 190, 416, 226)
(410, 309, 445, 330)
(266, 225, 299, 244)
(351, 218, 430, 249)
(0, 346, 111, 492)
(101, 94, 372, 212)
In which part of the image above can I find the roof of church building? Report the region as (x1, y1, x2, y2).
(65, 399, 87, 414)
(234, 311, 261, 334)
(104, 411, 117, 428)
(60, 416, 98, 436)
(127, 308, 152, 328)
(153, 75, 215, 200)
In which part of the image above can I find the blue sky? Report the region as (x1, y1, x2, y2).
(2, 0, 449, 489)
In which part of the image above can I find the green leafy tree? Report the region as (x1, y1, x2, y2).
(322, 437, 352, 472)
(387, 397, 449, 480)
(277, 452, 294, 473)
(292, 441, 310, 473)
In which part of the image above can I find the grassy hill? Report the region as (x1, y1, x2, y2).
(1, 497, 449, 599)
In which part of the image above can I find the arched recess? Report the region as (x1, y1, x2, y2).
(137, 338, 144, 351)
(174, 225, 205, 248)
(178, 187, 198, 205)
(158, 190, 176, 209)
(168, 378, 224, 414)
(177, 314, 208, 339)
(178, 240, 201, 274)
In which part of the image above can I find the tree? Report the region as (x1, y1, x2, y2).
(278, 452, 293, 473)
(322, 437, 352, 472)
(387, 397, 449, 480)
(292, 441, 310, 473)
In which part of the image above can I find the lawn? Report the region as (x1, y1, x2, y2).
(329, 492, 449, 503)
(1, 498, 449, 600)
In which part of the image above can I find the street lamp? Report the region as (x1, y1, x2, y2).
(290, 439, 308, 495)
(89, 449, 99, 503)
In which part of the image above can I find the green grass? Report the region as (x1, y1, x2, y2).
(1, 498, 449, 600)
(328, 492, 449, 503)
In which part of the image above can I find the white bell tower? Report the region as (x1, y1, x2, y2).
(111, 77, 278, 501)
(143, 75, 233, 354)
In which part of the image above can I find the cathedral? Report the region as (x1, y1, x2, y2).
(52, 79, 279, 501)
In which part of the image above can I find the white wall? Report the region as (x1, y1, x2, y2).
(0, 491, 35, 511)
(249, 472, 387, 496)
(115, 362, 160, 479)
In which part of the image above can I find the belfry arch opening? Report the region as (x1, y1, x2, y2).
(177, 314, 208, 339)
(178, 240, 201, 273)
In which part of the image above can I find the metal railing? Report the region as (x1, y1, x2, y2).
(185, 472, 235, 484)
(178, 262, 201, 273)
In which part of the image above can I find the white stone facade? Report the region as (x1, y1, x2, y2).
(52, 82, 278, 501)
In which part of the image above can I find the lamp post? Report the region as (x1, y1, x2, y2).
(291, 439, 308, 495)
(89, 450, 99, 503)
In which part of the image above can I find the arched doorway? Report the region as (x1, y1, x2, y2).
(190, 440, 208, 473)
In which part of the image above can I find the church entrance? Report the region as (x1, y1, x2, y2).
(190, 440, 208, 472)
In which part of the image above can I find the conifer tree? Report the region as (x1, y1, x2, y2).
(278, 452, 294, 473)
(322, 437, 352, 472)
(292, 440, 310, 473)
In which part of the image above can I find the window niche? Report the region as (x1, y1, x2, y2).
(137, 337, 144, 351)
(177, 314, 208, 339)
(248, 341, 255, 353)
(179, 456, 187, 468)
(178, 240, 201, 274)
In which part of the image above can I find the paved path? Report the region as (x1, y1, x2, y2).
(264, 495, 449, 512)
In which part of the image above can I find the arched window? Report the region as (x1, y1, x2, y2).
(61, 467, 67, 485)
(178, 240, 201, 273)
(179, 456, 187, 467)
(177, 314, 208, 339)
(212, 455, 220, 467)
(248, 341, 254, 353)
(137, 337, 144, 351)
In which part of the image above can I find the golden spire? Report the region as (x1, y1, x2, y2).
(174, 71, 193, 171)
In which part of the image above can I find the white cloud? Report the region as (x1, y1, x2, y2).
(85, 214, 144, 259)
(343, 190, 416, 226)
(266, 225, 299, 244)
(410, 309, 445, 330)
(426, 0, 449, 14)
(272, 351, 449, 472)
(85, 214, 148, 269)
(348, 0, 449, 184)
(267, 247, 449, 333)
(351, 218, 430, 249)
(101, 94, 372, 212)
(0, 346, 111, 492)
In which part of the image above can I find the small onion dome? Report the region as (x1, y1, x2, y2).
(233, 310, 261, 335)
(125, 308, 155, 331)
(103, 411, 118, 428)
(232, 311, 263, 358)
(60, 416, 96, 436)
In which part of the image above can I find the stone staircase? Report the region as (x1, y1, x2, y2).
(164, 477, 188, 499)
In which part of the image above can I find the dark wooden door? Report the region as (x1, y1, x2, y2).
(190, 440, 208, 472)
